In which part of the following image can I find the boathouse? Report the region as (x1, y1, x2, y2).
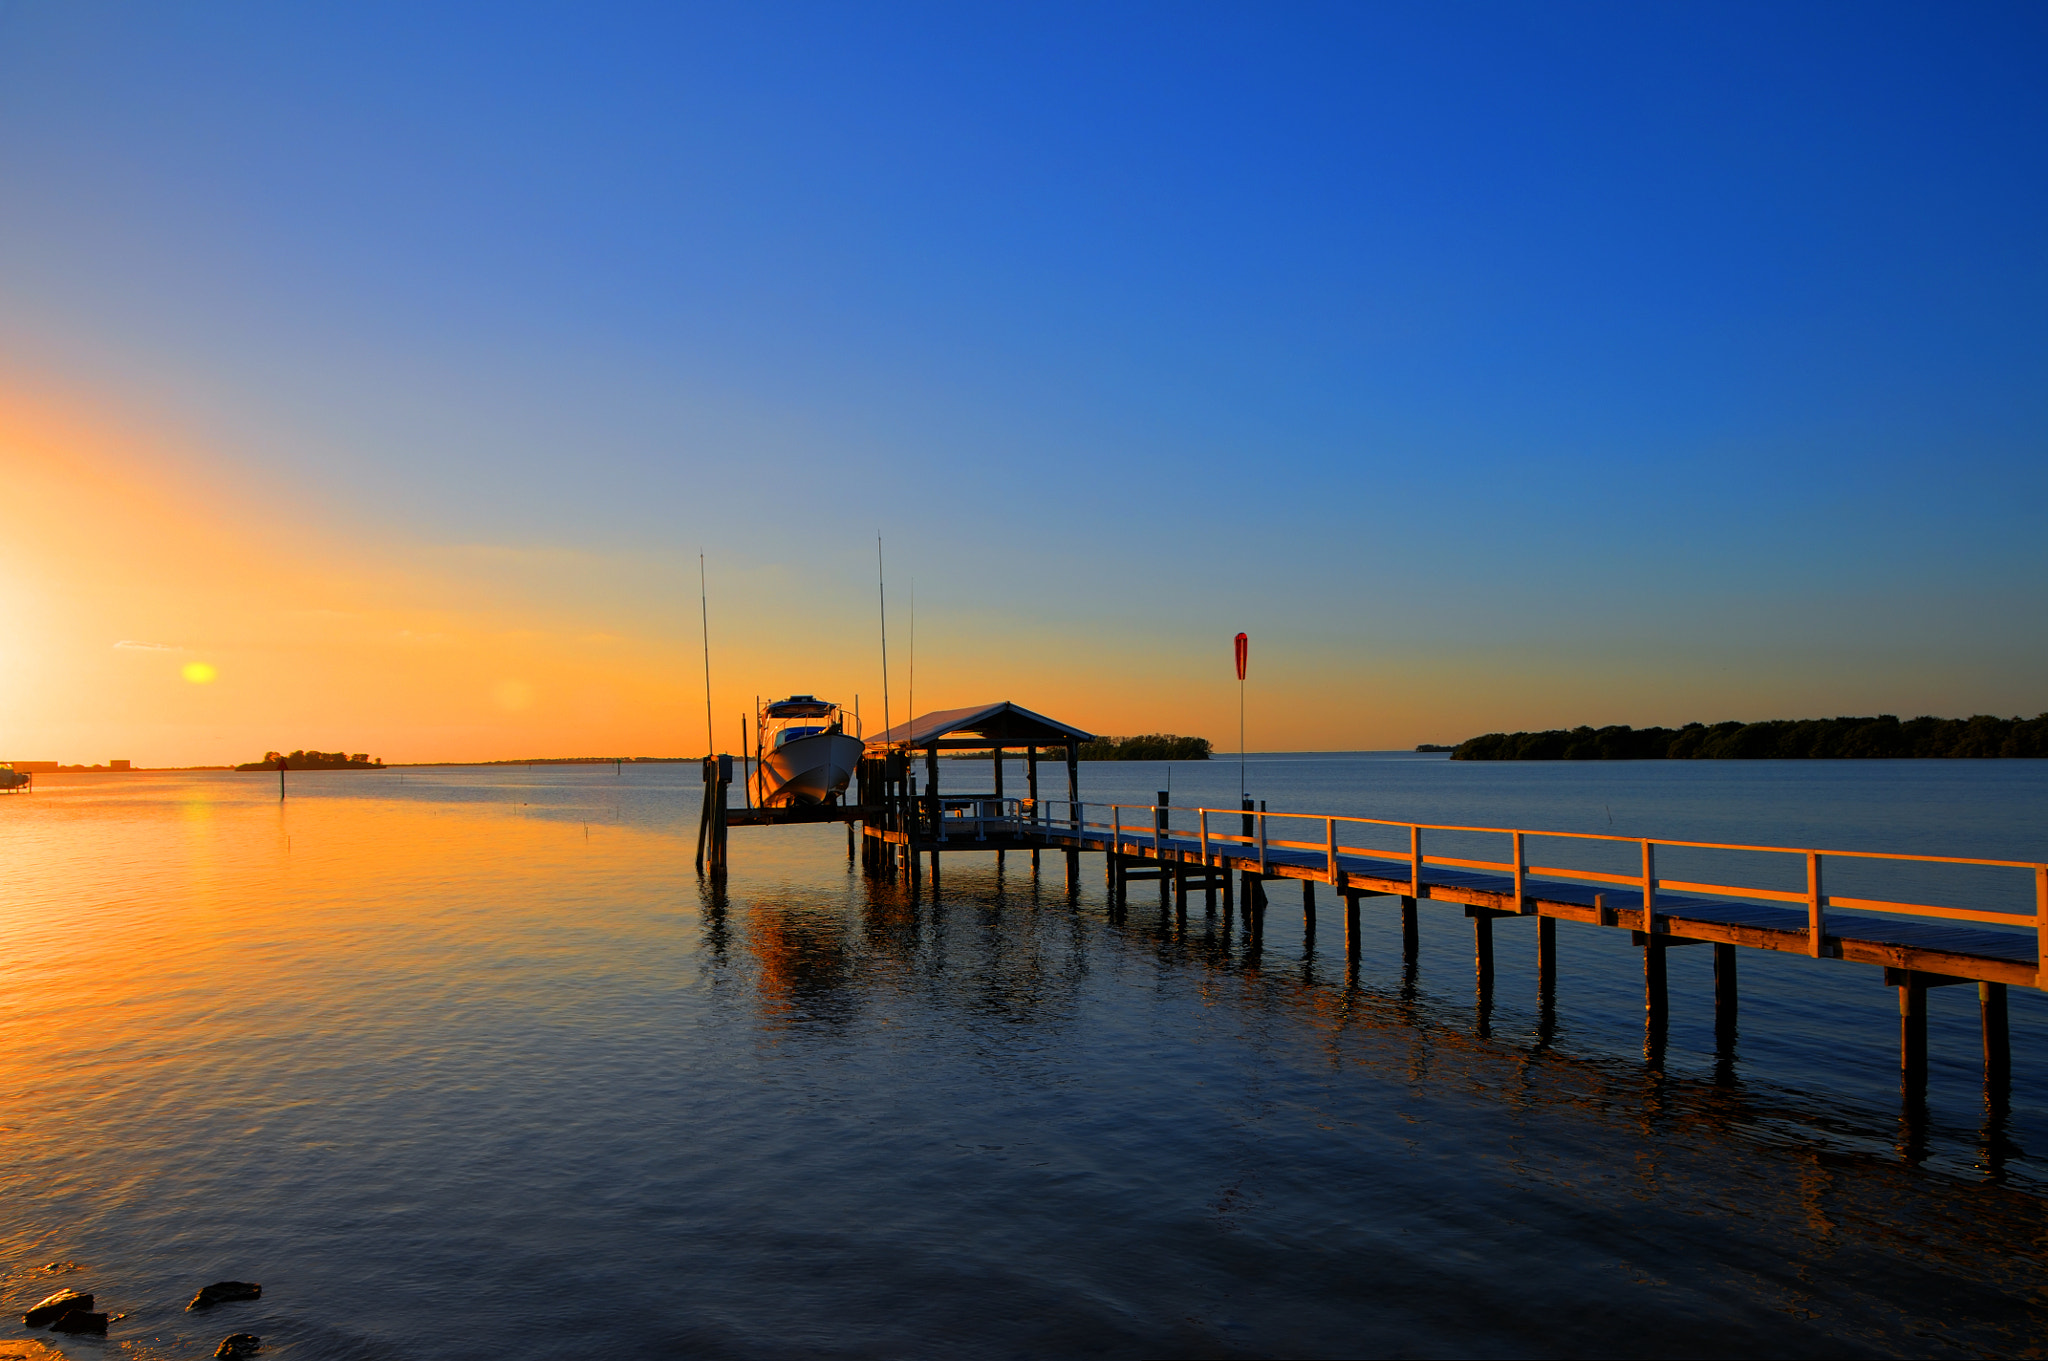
(855, 701, 1093, 875)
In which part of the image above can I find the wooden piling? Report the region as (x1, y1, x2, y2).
(1901, 979, 1929, 1097)
(1401, 895, 1418, 962)
(1714, 943, 1738, 1043)
(1643, 932, 1667, 1028)
(1302, 880, 1316, 940)
(1026, 748, 1039, 881)
(1537, 916, 1557, 998)
(1472, 912, 1493, 994)
(1344, 892, 1361, 961)
(1982, 981, 2010, 1088)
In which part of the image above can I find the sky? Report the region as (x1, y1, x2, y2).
(1, 1, 2043, 764)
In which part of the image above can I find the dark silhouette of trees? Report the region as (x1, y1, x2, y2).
(1076, 734, 1213, 761)
(1452, 714, 2048, 760)
(235, 749, 386, 771)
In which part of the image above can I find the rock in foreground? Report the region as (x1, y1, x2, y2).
(21, 1289, 92, 1327)
(187, 1281, 262, 1310)
(214, 1334, 261, 1358)
(49, 1309, 108, 1334)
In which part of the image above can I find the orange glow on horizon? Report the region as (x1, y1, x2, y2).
(5, 384, 1930, 767)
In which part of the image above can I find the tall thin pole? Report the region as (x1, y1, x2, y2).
(700, 554, 715, 759)
(1239, 675, 1246, 802)
(740, 712, 753, 810)
(907, 578, 915, 735)
(877, 536, 892, 747)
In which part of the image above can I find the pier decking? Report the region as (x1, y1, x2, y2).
(697, 704, 2042, 1101)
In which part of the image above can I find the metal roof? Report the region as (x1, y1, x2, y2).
(868, 701, 1093, 749)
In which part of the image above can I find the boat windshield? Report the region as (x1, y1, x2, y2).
(774, 726, 827, 749)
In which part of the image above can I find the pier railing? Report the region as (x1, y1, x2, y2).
(986, 799, 2048, 970)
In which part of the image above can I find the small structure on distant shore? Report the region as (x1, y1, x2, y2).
(235, 749, 384, 771)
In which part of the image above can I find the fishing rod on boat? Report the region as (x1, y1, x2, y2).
(877, 535, 892, 747)
(700, 554, 715, 761)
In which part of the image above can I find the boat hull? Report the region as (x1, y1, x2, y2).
(755, 731, 865, 808)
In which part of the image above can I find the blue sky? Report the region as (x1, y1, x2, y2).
(1, 2, 2043, 758)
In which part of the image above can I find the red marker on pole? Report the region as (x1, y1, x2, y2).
(1234, 633, 1248, 800)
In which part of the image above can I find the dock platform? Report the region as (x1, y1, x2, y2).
(695, 703, 2042, 1102)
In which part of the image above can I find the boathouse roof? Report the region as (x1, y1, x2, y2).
(870, 701, 1093, 750)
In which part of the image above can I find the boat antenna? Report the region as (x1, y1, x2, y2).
(877, 535, 892, 748)
(700, 553, 715, 760)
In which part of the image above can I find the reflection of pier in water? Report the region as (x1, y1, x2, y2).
(699, 852, 2026, 1189)
(694, 701, 2042, 1142)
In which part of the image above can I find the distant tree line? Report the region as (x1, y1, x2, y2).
(236, 749, 386, 771)
(1076, 734, 1213, 761)
(1452, 714, 2048, 761)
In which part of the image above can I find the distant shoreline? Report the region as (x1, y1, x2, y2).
(1453, 714, 2048, 760)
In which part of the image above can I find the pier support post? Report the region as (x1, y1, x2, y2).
(1714, 944, 1738, 1044)
(1400, 895, 1418, 963)
(1982, 981, 2010, 1091)
(1643, 933, 1667, 1029)
(1302, 880, 1316, 941)
(1900, 979, 1929, 1099)
(1472, 912, 1493, 996)
(1344, 892, 1361, 961)
(1536, 916, 1556, 999)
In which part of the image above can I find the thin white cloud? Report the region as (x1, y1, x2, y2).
(113, 639, 181, 651)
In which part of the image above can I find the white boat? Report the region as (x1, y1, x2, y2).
(752, 696, 865, 808)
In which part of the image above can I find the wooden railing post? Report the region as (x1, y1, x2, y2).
(1258, 802, 1268, 876)
(1807, 851, 1825, 958)
(1326, 817, 1339, 885)
(1199, 809, 1210, 866)
(1640, 839, 1656, 934)
(1410, 825, 1422, 898)
(1512, 830, 1526, 914)
(2035, 865, 2046, 990)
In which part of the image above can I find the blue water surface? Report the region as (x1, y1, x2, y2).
(1, 756, 2044, 1358)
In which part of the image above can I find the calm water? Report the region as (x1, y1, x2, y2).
(3, 756, 2046, 1358)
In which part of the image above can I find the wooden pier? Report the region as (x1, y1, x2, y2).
(697, 703, 2043, 1102)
